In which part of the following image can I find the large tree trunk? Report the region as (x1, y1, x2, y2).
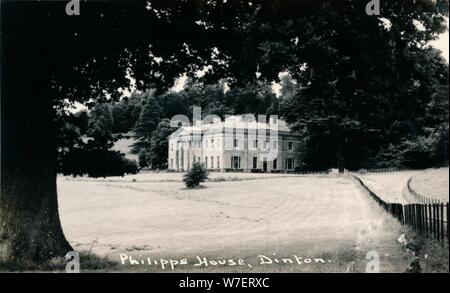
(0, 82, 72, 265)
(0, 6, 72, 263)
(0, 91, 73, 264)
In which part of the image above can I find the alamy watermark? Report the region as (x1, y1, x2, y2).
(366, 0, 381, 16)
(66, 0, 80, 16)
(65, 251, 80, 273)
(65, 1, 380, 17)
(169, 107, 280, 162)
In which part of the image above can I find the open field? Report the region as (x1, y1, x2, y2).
(110, 133, 138, 162)
(57, 172, 414, 272)
(357, 171, 423, 204)
(409, 168, 449, 203)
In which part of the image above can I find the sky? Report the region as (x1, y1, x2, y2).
(431, 26, 449, 63)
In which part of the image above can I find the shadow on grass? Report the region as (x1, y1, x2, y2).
(0, 251, 119, 273)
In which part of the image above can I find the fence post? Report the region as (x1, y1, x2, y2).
(420, 204, 424, 234)
(429, 204, 433, 239)
(408, 205, 411, 227)
(419, 204, 423, 234)
(405, 205, 409, 225)
(401, 205, 405, 225)
(416, 204, 420, 233)
(440, 203, 444, 243)
(433, 204, 438, 240)
(447, 203, 449, 244)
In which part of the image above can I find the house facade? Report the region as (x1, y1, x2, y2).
(168, 115, 301, 172)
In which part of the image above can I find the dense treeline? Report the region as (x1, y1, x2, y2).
(70, 67, 448, 172)
(59, 0, 449, 174)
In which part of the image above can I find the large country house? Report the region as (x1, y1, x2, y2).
(168, 115, 301, 172)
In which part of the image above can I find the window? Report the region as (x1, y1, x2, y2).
(253, 157, 258, 169)
(288, 141, 293, 151)
(211, 156, 214, 168)
(217, 156, 220, 169)
(286, 158, 294, 170)
(170, 144, 174, 151)
(234, 139, 238, 148)
(253, 140, 258, 148)
(211, 139, 214, 148)
(205, 156, 208, 168)
(170, 159, 173, 169)
(273, 159, 277, 170)
(231, 156, 241, 169)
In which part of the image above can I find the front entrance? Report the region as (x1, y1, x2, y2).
(231, 156, 241, 170)
(263, 159, 268, 172)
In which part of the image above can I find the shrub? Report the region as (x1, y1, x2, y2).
(138, 149, 149, 169)
(183, 162, 208, 188)
(60, 147, 139, 178)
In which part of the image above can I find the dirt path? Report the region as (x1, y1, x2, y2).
(58, 175, 412, 272)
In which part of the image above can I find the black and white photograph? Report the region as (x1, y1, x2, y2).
(0, 0, 449, 281)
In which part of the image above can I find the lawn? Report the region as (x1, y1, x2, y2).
(110, 132, 138, 162)
(409, 168, 449, 202)
(57, 172, 413, 272)
(357, 170, 423, 204)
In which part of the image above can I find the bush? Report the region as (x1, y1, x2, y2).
(183, 162, 208, 188)
(138, 149, 149, 169)
(60, 147, 139, 178)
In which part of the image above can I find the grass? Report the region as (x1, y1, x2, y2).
(355, 170, 449, 273)
(398, 227, 449, 273)
(3, 171, 448, 272)
(0, 252, 118, 272)
(357, 170, 423, 204)
(409, 168, 449, 202)
(52, 172, 419, 272)
(110, 132, 138, 162)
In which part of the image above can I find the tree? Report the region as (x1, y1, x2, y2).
(111, 103, 128, 133)
(60, 143, 139, 178)
(138, 149, 150, 169)
(64, 110, 89, 135)
(147, 119, 175, 169)
(224, 82, 276, 116)
(0, 0, 236, 264)
(111, 93, 145, 133)
(88, 103, 114, 139)
(132, 94, 163, 153)
(183, 163, 208, 188)
(274, 1, 449, 171)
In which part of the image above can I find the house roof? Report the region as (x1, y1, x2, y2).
(169, 115, 293, 138)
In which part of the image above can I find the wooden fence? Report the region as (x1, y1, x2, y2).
(403, 203, 448, 243)
(351, 167, 408, 174)
(352, 175, 448, 244)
